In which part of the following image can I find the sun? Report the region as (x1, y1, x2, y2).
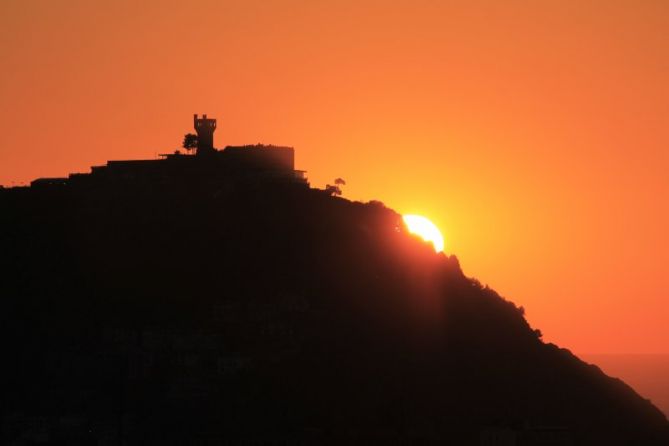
(402, 214, 445, 253)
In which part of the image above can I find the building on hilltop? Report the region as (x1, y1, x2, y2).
(30, 114, 308, 188)
(193, 113, 217, 156)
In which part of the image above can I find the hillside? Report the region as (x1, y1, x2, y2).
(1, 177, 668, 445)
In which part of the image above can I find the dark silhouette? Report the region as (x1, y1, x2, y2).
(325, 178, 346, 196)
(193, 113, 216, 156)
(182, 133, 198, 154)
(1, 115, 668, 445)
(325, 184, 342, 196)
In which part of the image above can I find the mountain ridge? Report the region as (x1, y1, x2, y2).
(2, 171, 668, 445)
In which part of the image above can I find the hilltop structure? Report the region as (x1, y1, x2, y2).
(30, 114, 308, 189)
(193, 113, 217, 156)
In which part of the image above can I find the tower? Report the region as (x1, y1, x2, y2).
(193, 114, 217, 156)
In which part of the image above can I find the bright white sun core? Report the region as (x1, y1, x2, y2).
(402, 214, 445, 253)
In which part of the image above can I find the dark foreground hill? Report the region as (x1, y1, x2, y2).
(1, 179, 668, 445)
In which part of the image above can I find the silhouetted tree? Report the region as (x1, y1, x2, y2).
(325, 184, 341, 196)
(325, 178, 346, 196)
(182, 133, 198, 154)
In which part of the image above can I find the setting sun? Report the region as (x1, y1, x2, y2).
(402, 214, 445, 253)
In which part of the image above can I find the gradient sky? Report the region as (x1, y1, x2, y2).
(2, 0, 667, 354)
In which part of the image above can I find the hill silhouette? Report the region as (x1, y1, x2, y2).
(1, 168, 668, 445)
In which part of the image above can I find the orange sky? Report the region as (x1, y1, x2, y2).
(1, 0, 667, 354)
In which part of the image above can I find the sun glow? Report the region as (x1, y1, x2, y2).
(402, 214, 445, 253)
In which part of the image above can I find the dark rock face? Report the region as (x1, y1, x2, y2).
(1, 180, 668, 445)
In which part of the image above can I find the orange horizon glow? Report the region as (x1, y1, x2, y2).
(1, 0, 668, 355)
